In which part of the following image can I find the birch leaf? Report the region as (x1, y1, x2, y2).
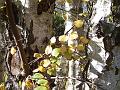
(77, 44, 85, 51)
(69, 31, 78, 40)
(59, 35, 68, 42)
(50, 36, 56, 44)
(66, 0, 73, 3)
(10, 47, 16, 55)
(34, 86, 48, 90)
(82, 0, 89, 2)
(47, 68, 56, 76)
(37, 79, 48, 86)
(64, 51, 72, 60)
(0, 83, 5, 90)
(60, 45, 67, 54)
(43, 59, 51, 67)
(74, 20, 84, 28)
(34, 53, 43, 59)
(38, 66, 46, 72)
(33, 68, 39, 73)
(25, 79, 33, 89)
(32, 73, 44, 80)
(80, 36, 89, 44)
(45, 45, 52, 55)
(52, 48, 61, 57)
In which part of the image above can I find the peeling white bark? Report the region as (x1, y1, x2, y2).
(87, 0, 120, 90)
(64, 2, 75, 90)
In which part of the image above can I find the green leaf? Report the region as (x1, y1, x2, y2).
(34, 86, 48, 90)
(56, 60, 61, 66)
(34, 53, 43, 59)
(66, 0, 73, 3)
(69, 31, 78, 40)
(50, 57, 57, 63)
(36, 79, 48, 86)
(59, 35, 68, 42)
(47, 68, 56, 76)
(32, 73, 44, 80)
(52, 48, 61, 57)
(64, 51, 72, 60)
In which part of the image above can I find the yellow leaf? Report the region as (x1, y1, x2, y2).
(10, 47, 16, 55)
(68, 40, 75, 47)
(69, 46, 75, 52)
(66, 0, 73, 3)
(45, 45, 52, 55)
(79, 12, 88, 17)
(74, 20, 84, 28)
(43, 59, 51, 67)
(69, 31, 78, 40)
(38, 66, 46, 73)
(77, 44, 85, 51)
(80, 36, 89, 44)
(63, 14, 68, 20)
(82, 0, 89, 2)
(59, 35, 68, 42)
(0, 83, 5, 90)
(60, 45, 67, 54)
(25, 79, 33, 89)
(56, 0, 65, 4)
(64, 51, 72, 60)
(34, 53, 43, 59)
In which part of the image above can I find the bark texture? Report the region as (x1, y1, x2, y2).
(24, 0, 53, 52)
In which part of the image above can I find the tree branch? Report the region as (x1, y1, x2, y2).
(6, 0, 30, 76)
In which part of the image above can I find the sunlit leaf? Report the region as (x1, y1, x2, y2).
(69, 46, 75, 52)
(45, 45, 52, 55)
(36, 79, 48, 86)
(56, 0, 65, 4)
(47, 68, 56, 76)
(32, 73, 44, 80)
(33, 68, 39, 73)
(34, 53, 43, 59)
(74, 20, 84, 28)
(64, 51, 72, 60)
(34, 86, 48, 90)
(72, 54, 80, 60)
(79, 12, 88, 17)
(66, 0, 73, 3)
(0, 83, 5, 90)
(51, 64, 57, 68)
(10, 47, 16, 55)
(82, 0, 89, 2)
(60, 45, 67, 54)
(50, 36, 56, 44)
(25, 79, 33, 89)
(43, 59, 51, 67)
(69, 31, 78, 40)
(80, 36, 89, 44)
(77, 44, 85, 51)
(50, 57, 57, 63)
(68, 40, 76, 47)
(52, 48, 61, 57)
(56, 60, 61, 66)
(38, 66, 46, 72)
(62, 14, 68, 20)
(59, 35, 68, 42)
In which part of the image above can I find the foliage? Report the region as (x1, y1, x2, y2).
(1, 0, 120, 90)
(53, 13, 65, 36)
